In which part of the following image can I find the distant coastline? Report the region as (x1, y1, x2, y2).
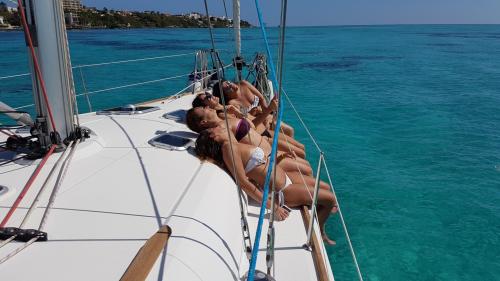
(0, 3, 251, 30)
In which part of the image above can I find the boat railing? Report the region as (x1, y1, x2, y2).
(2, 50, 230, 112)
(281, 88, 364, 281)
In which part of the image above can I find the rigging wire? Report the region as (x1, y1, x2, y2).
(203, 0, 253, 260)
(13, 64, 232, 111)
(322, 158, 364, 281)
(220, 0, 236, 57)
(75, 73, 189, 97)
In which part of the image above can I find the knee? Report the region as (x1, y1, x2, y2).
(304, 166, 313, 176)
(320, 181, 330, 190)
(320, 191, 336, 208)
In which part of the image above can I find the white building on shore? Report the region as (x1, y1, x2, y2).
(0, 16, 4, 25)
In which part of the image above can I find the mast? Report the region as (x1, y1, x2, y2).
(24, 0, 76, 147)
(232, 0, 241, 56)
(232, 0, 244, 81)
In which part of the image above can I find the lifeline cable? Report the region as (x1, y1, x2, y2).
(247, 0, 287, 279)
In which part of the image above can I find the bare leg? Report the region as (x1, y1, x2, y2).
(277, 139, 306, 158)
(278, 158, 313, 176)
(287, 172, 338, 213)
(282, 183, 336, 244)
(288, 172, 331, 190)
(267, 130, 305, 150)
(280, 122, 295, 138)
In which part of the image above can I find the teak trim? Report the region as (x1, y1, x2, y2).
(120, 225, 172, 281)
(301, 206, 331, 281)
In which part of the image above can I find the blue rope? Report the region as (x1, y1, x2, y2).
(247, 0, 284, 279)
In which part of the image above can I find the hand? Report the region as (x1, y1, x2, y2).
(279, 151, 296, 162)
(266, 98, 278, 113)
(226, 105, 244, 118)
(274, 206, 290, 221)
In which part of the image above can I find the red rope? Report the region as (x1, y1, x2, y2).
(0, 145, 56, 227)
(17, 0, 57, 132)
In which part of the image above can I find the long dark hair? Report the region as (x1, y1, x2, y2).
(211, 79, 227, 105)
(194, 130, 224, 167)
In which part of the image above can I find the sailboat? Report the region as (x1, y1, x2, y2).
(0, 0, 362, 280)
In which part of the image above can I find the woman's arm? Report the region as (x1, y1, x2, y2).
(251, 98, 277, 128)
(241, 80, 268, 109)
(219, 140, 268, 207)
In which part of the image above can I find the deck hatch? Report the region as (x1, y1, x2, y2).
(0, 185, 8, 197)
(149, 133, 194, 151)
(162, 109, 187, 122)
(96, 105, 160, 115)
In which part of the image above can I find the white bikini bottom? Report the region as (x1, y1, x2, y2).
(277, 175, 292, 207)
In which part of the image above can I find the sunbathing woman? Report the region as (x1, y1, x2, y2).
(186, 105, 312, 176)
(195, 128, 337, 244)
(192, 92, 305, 153)
(212, 79, 295, 137)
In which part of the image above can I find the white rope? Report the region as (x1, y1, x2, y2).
(0, 237, 37, 265)
(20, 141, 74, 228)
(0, 141, 79, 265)
(0, 142, 73, 250)
(322, 157, 364, 281)
(0, 52, 198, 81)
(39, 139, 80, 231)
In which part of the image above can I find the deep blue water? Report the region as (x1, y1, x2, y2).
(1, 25, 500, 281)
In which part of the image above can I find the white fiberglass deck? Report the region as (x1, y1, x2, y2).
(0, 94, 333, 280)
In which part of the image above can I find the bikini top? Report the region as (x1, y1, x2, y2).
(245, 147, 267, 173)
(240, 96, 260, 116)
(235, 118, 251, 141)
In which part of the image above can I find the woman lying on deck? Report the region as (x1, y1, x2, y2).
(191, 92, 305, 155)
(186, 105, 312, 176)
(211, 79, 295, 138)
(195, 128, 337, 245)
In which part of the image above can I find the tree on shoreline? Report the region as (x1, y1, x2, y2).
(0, 1, 20, 26)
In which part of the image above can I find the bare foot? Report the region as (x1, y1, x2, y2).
(331, 205, 338, 214)
(322, 232, 336, 246)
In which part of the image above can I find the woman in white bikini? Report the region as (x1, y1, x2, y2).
(194, 128, 337, 245)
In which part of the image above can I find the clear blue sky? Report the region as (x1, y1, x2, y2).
(82, 0, 500, 26)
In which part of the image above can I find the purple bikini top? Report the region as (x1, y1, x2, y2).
(235, 118, 251, 141)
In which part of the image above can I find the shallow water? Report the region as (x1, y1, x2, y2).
(1, 25, 499, 281)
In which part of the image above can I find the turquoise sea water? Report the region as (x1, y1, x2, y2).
(1, 25, 499, 281)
